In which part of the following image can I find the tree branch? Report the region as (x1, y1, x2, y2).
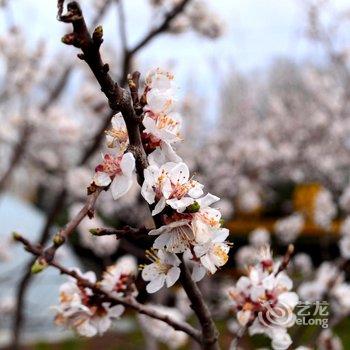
(14, 233, 202, 343)
(180, 257, 220, 350)
(128, 0, 191, 56)
(58, 3, 220, 349)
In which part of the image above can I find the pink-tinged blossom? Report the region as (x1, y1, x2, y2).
(317, 329, 343, 350)
(93, 152, 135, 200)
(228, 247, 298, 350)
(53, 269, 124, 337)
(100, 255, 138, 297)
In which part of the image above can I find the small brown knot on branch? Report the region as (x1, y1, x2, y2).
(58, 1, 82, 23)
(61, 32, 77, 46)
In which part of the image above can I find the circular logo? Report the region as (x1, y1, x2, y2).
(258, 301, 295, 328)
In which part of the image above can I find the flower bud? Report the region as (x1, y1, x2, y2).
(31, 259, 48, 274)
(185, 201, 200, 213)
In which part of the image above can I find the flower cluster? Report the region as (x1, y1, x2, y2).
(138, 69, 231, 292)
(54, 257, 137, 337)
(228, 246, 299, 350)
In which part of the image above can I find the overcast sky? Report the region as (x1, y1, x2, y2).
(1, 0, 349, 112)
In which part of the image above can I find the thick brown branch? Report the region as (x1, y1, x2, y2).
(180, 257, 220, 350)
(14, 234, 201, 342)
(58, 3, 220, 349)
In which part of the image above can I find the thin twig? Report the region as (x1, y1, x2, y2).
(13, 234, 202, 342)
(90, 225, 149, 238)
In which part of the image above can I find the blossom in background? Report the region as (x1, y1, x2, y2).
(69, 204, 119, 257)
(100, 255, 138, 297)
(274, 213, 304, 245)
(141, 249, 181, 293)
(138, 304, 188, 349)
(291, 253, 313, 276)
(313, 188, 336, 229)
(317, 329, 343, 350)
(54, 269, 124, 337)
(249, 227, 270, 248)
(93, 152, 135, 199)
(298, 261, 350, 318)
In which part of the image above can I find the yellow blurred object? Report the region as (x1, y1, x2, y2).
(293, 183, 322, 222)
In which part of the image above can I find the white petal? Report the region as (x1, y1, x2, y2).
(278, 292, 299, 309)
(162, 177, 172, 199)
(141, 182, 155, 204)
(192, 265, 206, 282)
(198, 193, 220, 208)
(153, 232, 172, 249)
(212, 228, 229, 243)
(120, 152, 135, 176)
(143, 115, 157, 132)
(93, 315, 111, 335)
(76, 320, 97, 337)
(93, 171, 111, 187)
(167, 197, 194, 212)
(169, 163, 189, 184)
(108, 304, 125, 318)
(152, 197, 166, 215)
(188, 183, 204, 198)
(142, 264, 160, 281)
(166, 266, 180, 287)
(111, 175, 132, 200)
(146, 274, 166, 293)
(200, 254, 217, 274)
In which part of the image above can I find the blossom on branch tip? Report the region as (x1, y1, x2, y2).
(100, 255, 138, 297)
(93, 152, 135, 199)
(145, 68, 174, 91)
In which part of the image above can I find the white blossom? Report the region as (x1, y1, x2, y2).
(141, 249, 181, 293)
